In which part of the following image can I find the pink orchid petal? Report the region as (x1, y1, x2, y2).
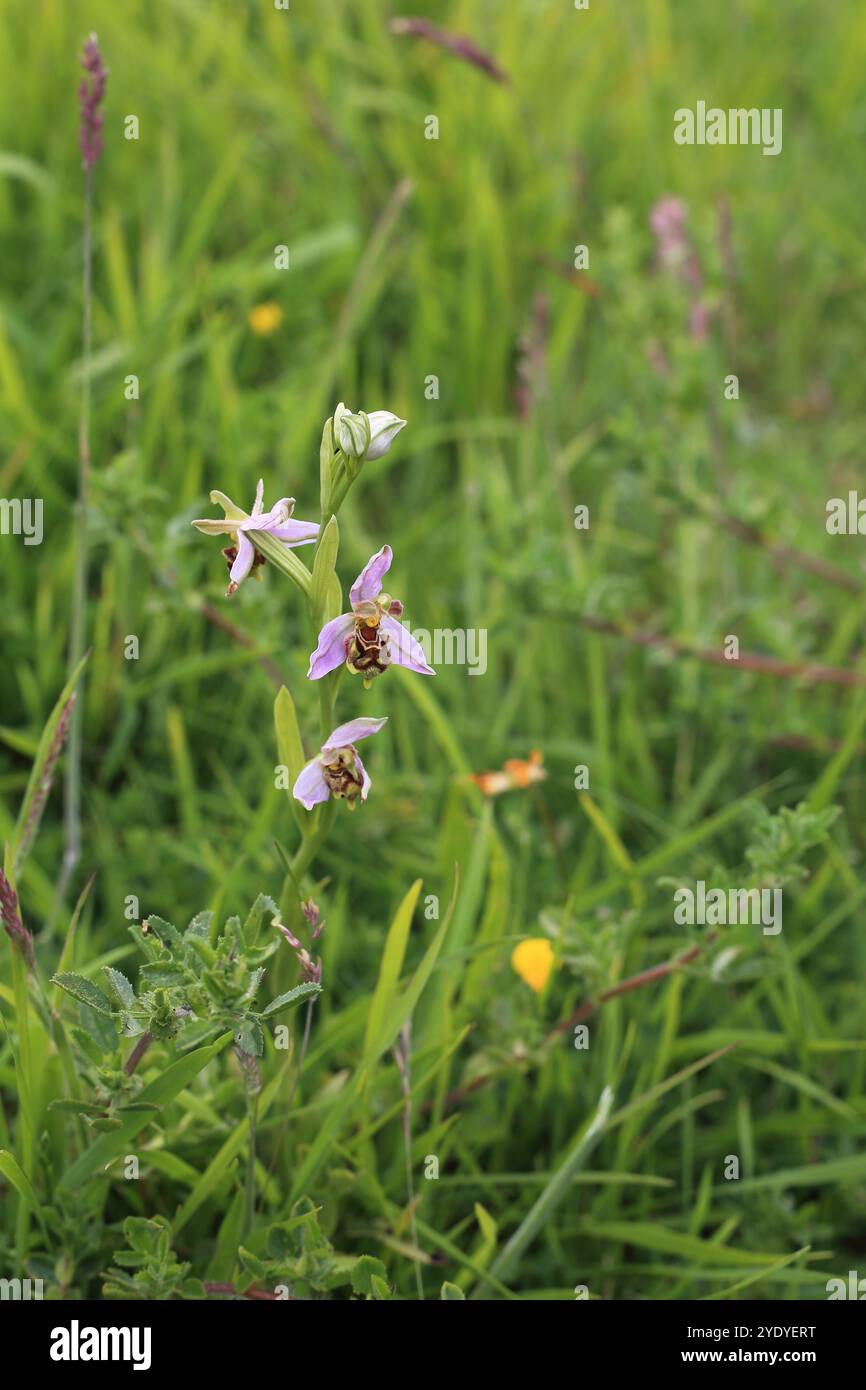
(268, 520, 320, 546)
(354, 748, 372, 801)
(293, 759, 330, 809)
(244, 499, 296, 531)
(323, 716, 388, 752)
(350, 545, 393, 607)
(380, 614, 435, 675)
(252, 479, 264, 517)
(308, 612, 354, 680)
(229, 531, 256, 585)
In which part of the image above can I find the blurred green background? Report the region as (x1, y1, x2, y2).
(2, 0, 866, 1298)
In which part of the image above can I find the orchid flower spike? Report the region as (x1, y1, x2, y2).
(191, 479, 319, 595)
(308, 545, 434, 686)
(293, 717, 388, 811)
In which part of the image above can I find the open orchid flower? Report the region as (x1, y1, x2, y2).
(308, 545, 435, 686)
(293, 717, 388, 811)
(192, 479, 319, 595)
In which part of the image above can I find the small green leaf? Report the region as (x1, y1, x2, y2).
(103, 967, 135, 1009)
(184, 911, 213, 942)
(351, 1254, 388, 1297)
(310, 514, 340, 628)
(78, 1003, 120, 1052)
(52, 972, 115, 1016)
(238, 1247, 269, 1279)
(241, 967, 266, 1004)
(48, 1099, 105, 1115)
(146, 915, 183, 947)
(185, 935, 217, 969)
(123, 1217, 164, 1254)
(258, 981, 321, 1019)
(234, 1018, 264, 1056)
(120, 1013, 147, 1037)
(140, 962, 187, 986)
(440, 1281, 465, 1300)
(274, 686, 309, 832)
(244, 893, 279, 940)
(71, 1026, 107, 1066)
(319, 414, 336, 515)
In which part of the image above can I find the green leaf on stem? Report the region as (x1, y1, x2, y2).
(257, 981, 321, 1019)
(103, 967, 135, 1009)
(319, 414, 336, 516)
(310, 514, 340, 629)
(275, 686, 310, 833)
(51, 971, 115, 1016)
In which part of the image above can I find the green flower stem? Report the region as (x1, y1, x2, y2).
(124, 1031, 154, 1076)
(322, 453, 348, 526)
(59, 163, 94, 909)
(328, 470, 356, 517)
(244, 1086, 258, 1237)
(317, 666, 344, 742)
(11, 946, 33, 1262)
(275, 421, 348, 908)
(278, 801, 336, 918)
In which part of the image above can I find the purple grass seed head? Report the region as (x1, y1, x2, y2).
(0, 869, 35, 970)
(78, 33, 108, 173)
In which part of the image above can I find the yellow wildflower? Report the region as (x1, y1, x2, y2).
(248, 302, 283, 336)
(511, 937, 554, 993)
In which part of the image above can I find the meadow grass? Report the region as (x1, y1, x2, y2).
(1, 0, 865, 1299)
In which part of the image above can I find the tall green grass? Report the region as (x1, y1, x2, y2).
(1, 0, 865, 1298)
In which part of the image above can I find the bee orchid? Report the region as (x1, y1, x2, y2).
(293, 717, 388, 810)
(308, 545, 435, 686)
(192, 479, 319, 595)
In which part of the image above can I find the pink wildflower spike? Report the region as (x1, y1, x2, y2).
(308, 547, 435, 686)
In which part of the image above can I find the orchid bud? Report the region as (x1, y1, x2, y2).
(365, 411, 407, 460)
(334, 404, 370, 459)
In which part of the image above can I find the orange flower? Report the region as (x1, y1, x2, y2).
(470, 750, 545, 797)
(511, 938, 554, 993)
